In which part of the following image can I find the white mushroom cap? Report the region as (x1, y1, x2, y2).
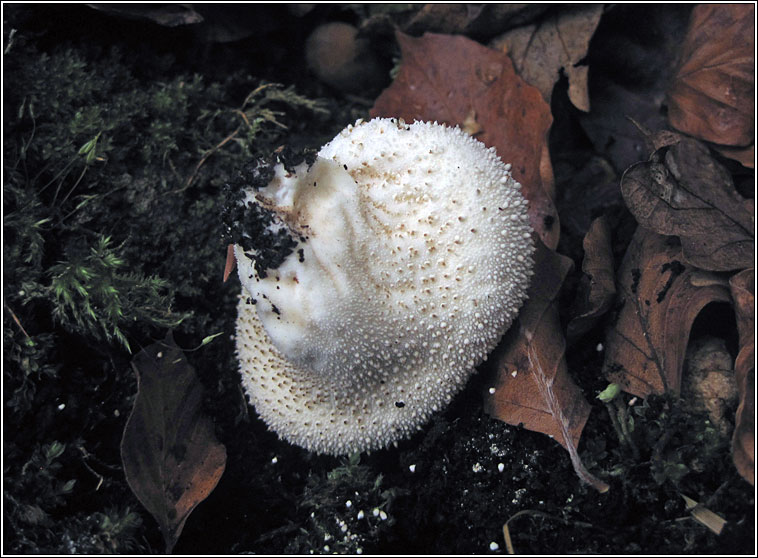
(234, 118, 534, 455)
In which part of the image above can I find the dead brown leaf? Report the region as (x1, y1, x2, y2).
(681, 494, 727, 535)
(371, 32, 560, 250)
(121, 332, 227, 553)
(732, 342, 754, 486)
(729, 268, 755, 485)
(485, 240, 608, 492)
(567, 216, 616, 344)
(713, 144, 755, 170)
(730, 268, 755, 349)
(403, 3, 486, 35)
(620, 138, 754, 272)
(666, 4, 755, 166)
(603, 228, 732, 397)
(491, 4, 604, 111)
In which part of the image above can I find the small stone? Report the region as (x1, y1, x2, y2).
(372, 508, 380, 517)
(490, 541, 500, 551)
(345, 500, 352, 508)
(488, 387, 496, 394)
(497, 463, 505, 473)
(271, 456, 278, 464)
(379, 510, 388, 521)
(472, 462, 483, 473)
(357, 510, 365, 520)
(305, 23, 385, 94)
(596, 343, 604, 352)
(409, 464, 416, 473)
(511, 370, 518, 377)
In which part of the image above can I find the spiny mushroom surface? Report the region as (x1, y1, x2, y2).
(229, 117, 534, 455)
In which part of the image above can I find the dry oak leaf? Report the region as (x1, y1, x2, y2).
(485, 239, 608, 492)
(666, 4, 755, 166)
(729, 268, 755, 485)
(121, 332, 227, 553)
(602, 228, 732, 398)
(621, 138, 754, 272)
(567, 215, 617, 344)
(371, 32, 560, 250)
(490, 4, 604, 111)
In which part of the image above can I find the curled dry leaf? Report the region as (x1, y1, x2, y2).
(371, 32, 559, 250)
(666, 4, 755, 166)
(620, 138, 754, 272)
(729, 269, 755, 485)
(485, 240, 608, 492)
(602, 228, 731, 397)
(490, 4, 604, 111)
(121, 332, 227, 553)
(567, 216, 616, 344)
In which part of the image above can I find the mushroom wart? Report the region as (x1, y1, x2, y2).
(229, 117, 534, 455)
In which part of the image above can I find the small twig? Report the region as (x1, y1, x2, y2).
(58, 164, 89, 207)
(19, 96, 37, 162)
(180, 126, 241, 193)
(5, 303, 31, 340)
(233, 109, 251, 128)
(78, 446, 105, 491)
(47, 159, 78, 205)
(241, 82, 277, 107)
(525, 340, 609, 493)
(179, 82, 286, 193)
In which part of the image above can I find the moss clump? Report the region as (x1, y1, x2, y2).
(3, 24, 335, 553)
(280, 453, 408, 554)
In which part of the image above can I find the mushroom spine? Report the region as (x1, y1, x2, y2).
(229, 117, 534, 455)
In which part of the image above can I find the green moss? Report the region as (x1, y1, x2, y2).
(3, 25, 336, 553)
(283, 453, 408, 554)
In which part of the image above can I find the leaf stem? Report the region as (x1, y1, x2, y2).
(525, 342, 609, 493)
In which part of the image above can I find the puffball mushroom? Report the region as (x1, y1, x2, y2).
(228, 117, 534, 455)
